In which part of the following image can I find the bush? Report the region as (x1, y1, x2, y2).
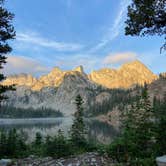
(107, 138, 127, 163)
(129, 157, 156, 166)
(0, 129, 28, 158)
(44, 130, 73, 158)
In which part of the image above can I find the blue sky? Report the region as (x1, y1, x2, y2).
(4, 0, 166, 76)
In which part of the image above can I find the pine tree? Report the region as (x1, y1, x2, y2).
(6, 129, 17, 157)
(0, 0, 15, 105)
(34, 132, 43, 146)
(109, 84, 155, 163)
(0, 130, 7, 157)
(125, 0, 166, 51)
(70, 94, 86, 147)
(154, 93, 166, 155)
(134, 84, 154, 157)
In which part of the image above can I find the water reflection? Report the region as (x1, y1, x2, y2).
(87, 119, 119, 144)
(0, 118, 118, 144)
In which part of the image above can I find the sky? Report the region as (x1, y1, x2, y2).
(3, 0, 166, 76)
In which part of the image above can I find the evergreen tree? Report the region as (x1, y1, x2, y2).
(125, 0, 166, 52)
(6, 129, 17, 156)
(70, 94, 86, 147)
(44, 130, 72, 158)
(34, 132, 43, 146)
(154, 93, 166, 155)
(0, 0, 15, 105)
(0, 130, 7, 157)
(108, 84, 155, 163)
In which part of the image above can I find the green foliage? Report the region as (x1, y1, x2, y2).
(125, 0, 166, 51)
(107, 137, 127, 163)
(87, 88, 139, 117)
(0, 129, 98, 159)
(0, 0, 15, 103)
(129, 157, 156, 166)
(0, 106, 63, 118)
(44, 130, 73, 158)
(0, 129, 28, 158)
(0, 94, 99, 159)
(34, 132, 43, 146)
(107, 84, 157, 165)
(153, 94, 166, 155)
(70, 95, 87, 148)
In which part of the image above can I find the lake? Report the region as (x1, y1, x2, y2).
(0, 117, 118, 144)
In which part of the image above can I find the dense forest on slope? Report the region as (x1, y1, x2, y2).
(86, 85, 141, 117)
(0, 106, 63, 118)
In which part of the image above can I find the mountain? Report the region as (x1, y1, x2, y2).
(2, 61, 157, 90)
(2, 65, 86, 91)
(88, 60, 157, 89)
(1, 60, 162, 116)
(2, 68, 97, 116)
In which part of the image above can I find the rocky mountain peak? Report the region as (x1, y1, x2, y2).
(73, 65, 84, 73)
(1, 60, 158, 91)
(49, 66, 62, 74)
(89, 60, 157, 89)
(1, 73, 37, 87)
(120, 60, 148, 70)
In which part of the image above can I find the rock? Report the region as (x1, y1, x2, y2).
(156, 155, 166, 166)
(73, 65, 84, 73)
(2, 60, 157, 90)
(0, 159, 12, 166)
(13, 152, 112, 166)
(88, 60, 157, 89)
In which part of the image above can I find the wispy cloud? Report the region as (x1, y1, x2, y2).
(90, 0, 130, 52)
(103, 52, 137, 65)
(16, 31, 84, 52)
(3, 55, 50, 76)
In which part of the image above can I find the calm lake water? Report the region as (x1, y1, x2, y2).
(0, 117, 118, 144)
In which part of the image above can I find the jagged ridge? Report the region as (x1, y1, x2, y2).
(2, 61, 157, 90)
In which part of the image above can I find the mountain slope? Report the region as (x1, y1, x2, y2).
(3, 71, 97, 116)
(1, 60, 162, 116)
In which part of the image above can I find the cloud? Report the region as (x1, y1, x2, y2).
(3, 56, 50, 76)
(90, 0, 131, 52)
(103, 52, 137, 65)
(16, 31, 83, 52)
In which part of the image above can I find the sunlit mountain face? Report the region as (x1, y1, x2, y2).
(1, 60, 164, 116)
(2, 60, 157, 90)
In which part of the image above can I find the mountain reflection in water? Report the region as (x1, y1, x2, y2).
(0, 118, 119, 144)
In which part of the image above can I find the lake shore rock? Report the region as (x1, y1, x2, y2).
(12, 152, 114, 166)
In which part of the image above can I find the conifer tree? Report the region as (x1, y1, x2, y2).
(125, 0, 166, 51)
(154, 93, 166, 155)
(70, 94, 86, 147)
(109, 84, 155, 163)
(0, 0, 15, 104)
(34, 132, 43, 146)
(0, 130, 7, 157)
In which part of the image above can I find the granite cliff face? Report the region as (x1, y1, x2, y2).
(2, 66, 85, 91)
(88, 60, 157, 89)
(2, 74, 38, 88)
(3, 68, 97, 116)
(2, 61, 157, 90)
(1, 61, 159, 116)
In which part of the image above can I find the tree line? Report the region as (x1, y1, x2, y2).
(0, 91, 165, 166)
(0, 106, 63, 118)
(0, 95, 98, 159)
(107, 85, 166, 165)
